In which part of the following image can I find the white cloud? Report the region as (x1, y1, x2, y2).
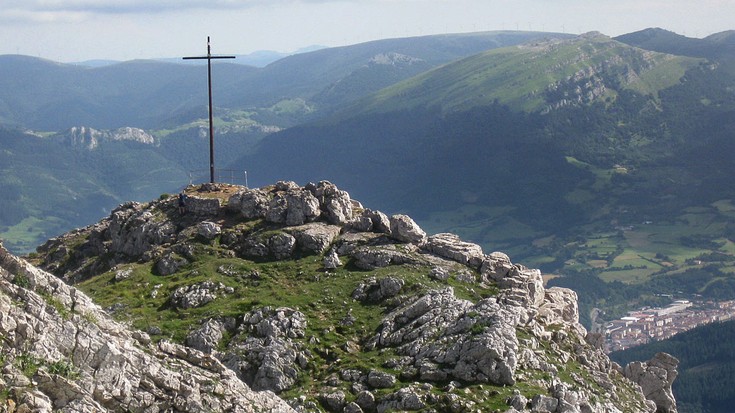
(0, 0, 359, 17)
(0, 1, 248, 23)
(0, 9, 91, 24)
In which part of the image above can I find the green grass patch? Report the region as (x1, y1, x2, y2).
(14, 353, 42, 378)
(77, 240, 497, 346)
(0, 215, 67, 254)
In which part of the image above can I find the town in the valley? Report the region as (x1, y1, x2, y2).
(603, 298, 735, 353)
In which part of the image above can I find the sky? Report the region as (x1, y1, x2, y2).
(0, 0, 733, 63)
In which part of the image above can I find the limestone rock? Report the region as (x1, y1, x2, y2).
(323, 248, 342, 269)
(21, 181, 676, 413)
(367, 288, 520, 386)
(239, 236, 270, 259)
(0, 244, 294, 412)
(222, 307, 309, 393)
(376, 386, 426, 413)
(423, 233, 485, 269)
(170, 280, 232, 309)
(363, 209, 391, 234)
(197, 220, 222, 239)
(155, 251, 188, 276)
(350, 244, 421, 270)
(347, 215, 374, 232)
(367, 370, 397, 389)
(389, 214, 426, 244)
(268, 232, 297, 260)
(480, 251, 514, 281)
(229, 188, 271, 219)
(109, 202, 177, 259)
(352, 277, 405, 304)
(319, 391, 346, 412)
(490, 264, 545, 322)
(355, 391, 376, 411)
(275, 180, 300, 191)
(184, 195, 221, 216)
(537, 287, 587, 337)
(286, 222, 342, 254)
(186, 318, 226, 353)
(429, 266, 451, 281)
(266, 188, 321, 226)
(344, 402, 365, 413)
(531, 394, 559, 412)
(508, 391, 528, 411)
(113, 267, 133, 281)
(313, 180, 354, 225)
(624, 353, 679, 413)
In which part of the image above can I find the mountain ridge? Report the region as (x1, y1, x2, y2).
(7, 181, 676, 412)
(0, 31, 564, 131)
(345, 32, 702, 117)
(614, 27, 735, 59)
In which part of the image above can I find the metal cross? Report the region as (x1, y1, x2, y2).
(183, 36, 236, 183)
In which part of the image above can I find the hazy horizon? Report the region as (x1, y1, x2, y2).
(0, 0, 732, 63)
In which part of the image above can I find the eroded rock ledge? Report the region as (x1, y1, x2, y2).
(0, 243, 294, 412)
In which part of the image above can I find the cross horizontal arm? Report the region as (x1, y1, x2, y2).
(183, 55, 236, 60)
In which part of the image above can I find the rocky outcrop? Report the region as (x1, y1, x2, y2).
(56, 126, 156, 150)
(366, 287, 520, 386)
(228, 187, 271, 219)
(623, 352, 680, 413)
(266, 188, 321, 226)
(423, 233, 485, 269)
(27, 181, 676, 413)
(350, 244, 422, 270)
(109, 201, 177, 259)
(311, 180, 354, 225)
(198, 220, 222, 239)
(0, 243, 293, 412)
(351, 277, 405, 304)
(388, 214, 426, 244)
(169, 280, 234, 309)
(323, 248, 342, 269)
(220, 307, 310, 393)
(286, 222, 342, 254)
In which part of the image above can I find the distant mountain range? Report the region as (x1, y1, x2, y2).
(75, 45, 328, 68)
(614, 27, 735, 59)
(0, 31, 559, 131)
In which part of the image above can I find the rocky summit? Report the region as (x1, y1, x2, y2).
(2, 181, 677, 412)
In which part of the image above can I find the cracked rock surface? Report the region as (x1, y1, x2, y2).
(0, 244, 294, 413)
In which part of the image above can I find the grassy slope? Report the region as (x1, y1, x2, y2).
(354, 33, 700, 115)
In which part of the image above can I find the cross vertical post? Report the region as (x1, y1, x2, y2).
(183, 36, 236, 183)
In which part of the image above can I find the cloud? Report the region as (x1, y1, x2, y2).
(1, 0, 357, 15)
(0, 0, 370, 23)
(0, 1, 259, 23)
